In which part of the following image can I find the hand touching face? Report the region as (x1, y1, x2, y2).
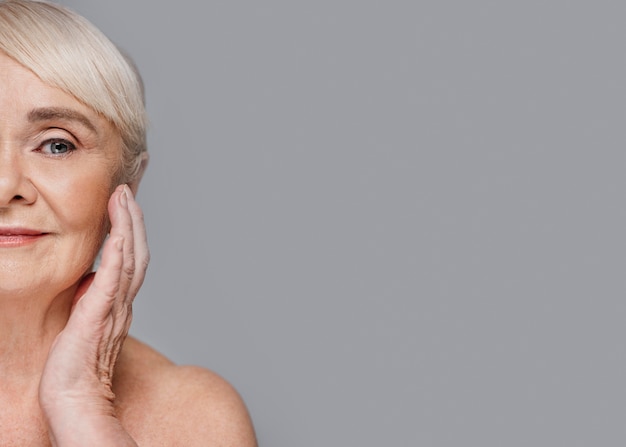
(39, 183, 148, 446)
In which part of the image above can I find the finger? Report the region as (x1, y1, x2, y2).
(80, 234, 125, 376)
(76, 235, 124, 321)
(108, 185, 135, 301)
(125, 187, 149, 298)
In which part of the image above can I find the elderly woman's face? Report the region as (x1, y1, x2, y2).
(0, 51, 123, 295)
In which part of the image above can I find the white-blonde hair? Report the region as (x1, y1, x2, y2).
(0, 0, 147, 182)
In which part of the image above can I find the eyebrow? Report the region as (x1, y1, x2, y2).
(27, 107, 98, 135)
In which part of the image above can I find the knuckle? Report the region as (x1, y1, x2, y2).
(93, 279, 119, 300)
(123, 262, 135, 281)
(114, 301, 133, 318)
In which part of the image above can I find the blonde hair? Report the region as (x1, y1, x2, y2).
(0, 0, 147, 182)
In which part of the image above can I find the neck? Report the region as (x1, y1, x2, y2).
(0, 286, 76, 388)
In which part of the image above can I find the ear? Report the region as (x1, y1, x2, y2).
(128, 152, 149, 195)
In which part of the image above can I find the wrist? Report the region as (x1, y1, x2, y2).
(42, 398, 137, 447)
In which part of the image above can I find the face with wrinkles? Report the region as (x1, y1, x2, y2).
(0, 51, 123, 297)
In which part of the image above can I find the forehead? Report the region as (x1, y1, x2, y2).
(0, 51, 116, 137)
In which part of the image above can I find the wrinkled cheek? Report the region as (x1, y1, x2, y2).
(61, 188, 111, 258)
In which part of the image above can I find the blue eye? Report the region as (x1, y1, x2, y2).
(42, 139, 75, 155)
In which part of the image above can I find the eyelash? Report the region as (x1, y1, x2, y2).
(38, 138, 77, 157)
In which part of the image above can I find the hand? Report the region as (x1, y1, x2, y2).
(39, 184, 149, 446)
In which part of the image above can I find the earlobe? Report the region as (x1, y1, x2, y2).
(128, 152, 149, 195)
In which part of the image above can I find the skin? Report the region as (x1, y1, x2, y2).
(0, 51, 256, 446)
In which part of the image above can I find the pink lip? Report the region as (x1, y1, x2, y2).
(0, 228, 48, 247)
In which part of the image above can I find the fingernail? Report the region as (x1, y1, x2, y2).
(115, 236, 124, 251)
(125, 184, 135, 202)
(119, 185, 129, 208)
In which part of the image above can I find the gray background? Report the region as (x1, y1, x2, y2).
(58, 1, 624, 445)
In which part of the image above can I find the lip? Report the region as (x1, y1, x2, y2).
(0, 228, 49, 247)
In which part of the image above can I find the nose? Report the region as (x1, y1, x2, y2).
(0, 150, 37, 207)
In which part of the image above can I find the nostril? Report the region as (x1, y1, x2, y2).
(14, 195, 24, 200)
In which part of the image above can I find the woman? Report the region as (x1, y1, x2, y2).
(0, 0, 257, 445)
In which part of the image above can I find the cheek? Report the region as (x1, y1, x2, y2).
(42, 167, 113, 237)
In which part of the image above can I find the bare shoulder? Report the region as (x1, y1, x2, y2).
(114, 336, 257, 447)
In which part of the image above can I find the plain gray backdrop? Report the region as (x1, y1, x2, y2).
(57, 1, 625, 445)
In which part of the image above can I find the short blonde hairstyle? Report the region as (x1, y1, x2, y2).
(0, 0, 147, 182)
